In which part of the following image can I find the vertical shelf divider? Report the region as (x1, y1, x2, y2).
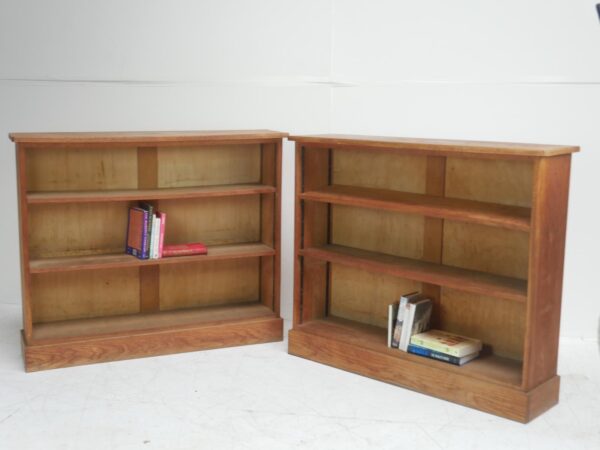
(137, 146, 160, 313)
(421, 155, 446, 327)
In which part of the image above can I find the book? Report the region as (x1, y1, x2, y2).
(150, 215, 161, 259)
(157, 211, 166, 258)
(392, 291, 420, 348)
(407, 344, 479, 366)
(139, 202, 154, 259)
(399, 298, 432, 351)
(410, 329, 482, 358)
(162, 243, 208, 257)
(125, 207, 148, 259)
(387, 302, 399, 347)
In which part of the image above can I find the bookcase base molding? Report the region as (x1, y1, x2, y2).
(289, 321, 559, 423)
(23, 311, 283, 372)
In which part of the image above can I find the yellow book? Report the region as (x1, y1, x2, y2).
(410, 329, 482, 358)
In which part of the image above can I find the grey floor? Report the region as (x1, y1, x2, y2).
(0, 303, 598, 450)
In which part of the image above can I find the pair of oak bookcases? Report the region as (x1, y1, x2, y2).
(10, 130, 578, 422)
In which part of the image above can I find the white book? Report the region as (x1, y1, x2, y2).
(393, 292, 420, 348)
(392, 292, 423, 348)
(150, 215, 159, 259)
(399, 297, 432, 352)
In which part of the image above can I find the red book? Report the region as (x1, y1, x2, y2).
(162, 243, 207, 257)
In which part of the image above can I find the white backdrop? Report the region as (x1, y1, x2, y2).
(1, 0, 598, 339)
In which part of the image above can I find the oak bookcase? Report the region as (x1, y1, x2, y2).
(11, 130, 286, 371)
(288, 134, 578, 422)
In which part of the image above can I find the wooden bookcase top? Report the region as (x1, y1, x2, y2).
(289, 134, 579, 158)
(9, 129, 288, 145)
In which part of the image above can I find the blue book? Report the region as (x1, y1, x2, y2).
(126, 207, 149, 259)
(407, 344, 478, 366)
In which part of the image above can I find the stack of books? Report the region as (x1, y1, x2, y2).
(387, 292, 482, 366)
(408, 330, 482, 366)
(125, 202, 207, 260)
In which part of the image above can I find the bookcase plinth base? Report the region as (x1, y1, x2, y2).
(22, 316, 283, 372)
(288, 326, 559, 423)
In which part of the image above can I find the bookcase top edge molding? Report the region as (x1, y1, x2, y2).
(289, 134, 579, 158)
(9, 129, 288, 145)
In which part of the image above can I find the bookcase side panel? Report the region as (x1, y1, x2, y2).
(293, 146, 303, 326)
(523, 155, 571, 390)
(157, 144, 261, 188)
(273, 141, 282, 316)
(260, 143, 276, 311)
(26, 146, 138, 192)
(17, 144, 33, 341)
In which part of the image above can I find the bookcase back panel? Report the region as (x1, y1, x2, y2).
(445, 157, 533, 207)
(157, 144, 261, 188)
(442, 221, 529, 280)
(332, 148, 427, 193)
(330, 264, 422, 328)
(29, 202, 131, 258)
(158, 196, 261, 246)
(439, 288, 525, 361)
(26, 147, 138, 192)
(159, 258, 259, 311)
(331, 205, 424, 259)
(31, 268, 140, 323)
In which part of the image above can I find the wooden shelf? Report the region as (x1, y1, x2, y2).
(300, 244, 527, 302)
(293, 316, 523, 388)
(30, 243, 275, 274)
(27, 183, 276, 204)
(31, 302, 275, 344)
(300, 185, 531, 231)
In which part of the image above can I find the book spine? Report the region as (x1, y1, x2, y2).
(399, 304, 415, 351)
(407, 345, 462, 365)
(158, 212, 166, 258)
(392, 297, 407, 348)
(387, 304, 398, 348)
(409, 336, 460, 357)
(143, 204, 154, 258)
(140, 210, 149, 259)
(154, 216, 162, 259)
(150, 216, 159, 259)
(162, 247, 207, 257)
